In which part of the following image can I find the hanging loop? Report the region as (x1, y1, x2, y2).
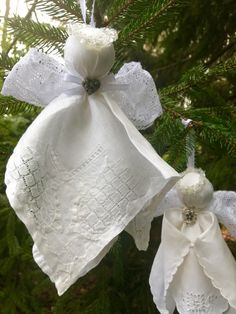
(182, 118, 195, 168)
(78, 0, 96, 27)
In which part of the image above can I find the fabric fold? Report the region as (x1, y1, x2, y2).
(4, 91, 178, 295)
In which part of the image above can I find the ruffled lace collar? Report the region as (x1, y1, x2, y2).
(68, 23, 118, 48)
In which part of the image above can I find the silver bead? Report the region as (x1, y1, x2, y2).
(182, 206, 198, 225)
(82, 78, 101, 95)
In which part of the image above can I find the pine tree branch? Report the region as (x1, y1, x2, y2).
(159, 87, 236, 156)
(197, 125, 236, 156)
(162, 105, 203, 128)
(26, 0, 82, 23)
(118, 0, 181, 42)
(206, 41, 236, 67)
(149, 111, 191, 170)
(161, 57, 236, 96)
(157, 56, 191, 71)
(127, 0, 177, 39)
(160, 105, 236, 156)
(0, 95, 39, 115)
(0, 54, 19, 71)
(104, 0, 136, 26)
(5, 0, 39, 55)
(8, 16, 67, 53)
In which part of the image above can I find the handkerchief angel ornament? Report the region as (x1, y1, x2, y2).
(149, 168, 236, 314)
(2, 24, 179, 295)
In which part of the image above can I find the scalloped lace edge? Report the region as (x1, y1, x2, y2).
(196, 252, 235, 310)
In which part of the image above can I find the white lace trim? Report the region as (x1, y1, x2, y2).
(176, 291, 229, 314)
(68, 23, 118, 48)
(209, 191, 236, 238)
(2, 48, 66, 107)
(115, 62, 162, 130)
(2, 49, 162, 130)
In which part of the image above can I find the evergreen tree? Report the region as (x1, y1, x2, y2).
(0, 0, 235, 313)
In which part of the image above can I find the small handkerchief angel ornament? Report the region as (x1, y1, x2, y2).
(149, 168, 236, 314)
(2, 22, 179, 295)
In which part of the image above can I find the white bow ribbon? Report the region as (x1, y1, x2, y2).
(63, 72, 129, 96)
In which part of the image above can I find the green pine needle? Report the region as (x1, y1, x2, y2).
(8, 16, 68, 54)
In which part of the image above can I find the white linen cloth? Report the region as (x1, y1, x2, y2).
(2, 24, 179, 295)
(149, 168, 236, 313)
(150, 209, 236, 314)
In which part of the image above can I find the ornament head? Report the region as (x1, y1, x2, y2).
(176, 168, 214, 210)
(64, 24, 118, 79)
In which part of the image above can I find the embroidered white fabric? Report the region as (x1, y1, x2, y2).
(2, 26, 179, 295)
(114, 62, 163, 130)
(2, 49, 67, 107)
(149, 209, 236, 314)
(99, 61, 164, 250)
(171, 245, 229, 314)
(209, 191, 236, 238)
(175, 291, 228, 314)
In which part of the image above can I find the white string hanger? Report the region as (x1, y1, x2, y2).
(78, 0, 96, 27)
(181, 118, 195, 168)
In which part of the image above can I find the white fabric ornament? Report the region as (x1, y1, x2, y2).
(149, 168, 236, 314)
(2, 24, 179, 295)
